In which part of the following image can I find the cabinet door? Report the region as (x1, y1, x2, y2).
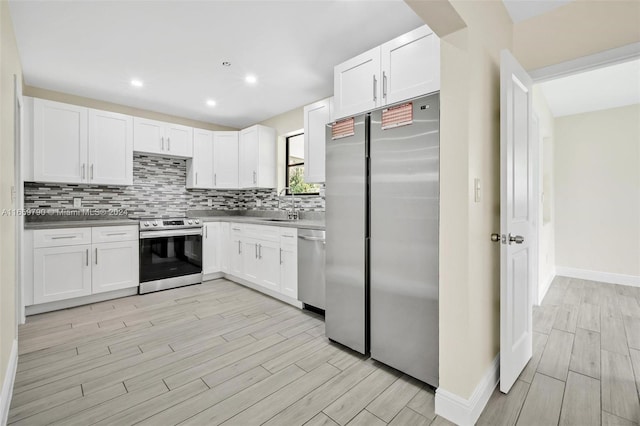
(280, 242, 297, 299)
(188, 129, 214, 188)
(203, 222, 221, 275)
(166, 124, 193, 158)
(88, 109, 133, 185)
(333, 46, 381, 120)
(219, 222, 230, 273)
(257, 240, 281, 293)
(304, 98, 333, 183)
(242, 238, 260, 283)
(239, 126, 259, 188)
(229, 226, 244, 277)
(213, 131, 239, 188)
(33, 99, 88, 184)
(133, 117, 164, 154)
(92, 240, 139, 294)
(381, 25, 440, 105)
(33, 244, 92, 304)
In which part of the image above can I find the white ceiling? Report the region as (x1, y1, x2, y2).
(501, 0, 574, 23)
(538, 59, 640, 117)
(9, 1, 423, 129)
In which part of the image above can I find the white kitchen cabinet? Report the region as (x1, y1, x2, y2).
(242, 237, 260, 283)
(381, 25, 440, 105)
(334, 46, 381, 121)
(133, 117, 193, 158)
(304, 97, 333, 183)
(239, 125, 276, 189)
(203, 222, 221, 275)
(33, 244, 92, 304)
(229, 225, 244, 277)
(33, 98, 88, 184)
(213, 131, 239, 188)
(92, 240, 139, 294)
(31, 99, 133, 185)
(279, 228, 298, 299)
(257, 239, 281, 293)
(333, 25, 440, 120)
(88, 109, 133, 185)
(187, 129, 214, 189)
(219, 222, 230, 274)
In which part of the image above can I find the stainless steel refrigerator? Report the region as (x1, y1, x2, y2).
(325, 93, 439, 387)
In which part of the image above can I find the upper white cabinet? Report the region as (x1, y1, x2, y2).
(304, 97, 333, 183)
(133, 117, 193, 158)
(33, 99, 88, 184)
(88, 109, 133, 185)
(213, 132, 239, 189)
(334, 47, 381, 121)
(187, 129, 215, 189)
(333, 25, 440, 120)
(32, 99, 133, 185)
(381, 25, 440, 105)
(239, 125, 276, 189)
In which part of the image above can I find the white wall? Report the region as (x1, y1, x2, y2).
(555, 104, 640, 282)
(532, 86, 556, 302)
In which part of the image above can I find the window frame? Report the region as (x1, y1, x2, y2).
(285, 132, 319, 196)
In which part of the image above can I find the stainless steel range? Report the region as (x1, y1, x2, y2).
(139, 217, 203, 294)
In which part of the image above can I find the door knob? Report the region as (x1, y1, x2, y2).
(509, 234, 525, 244)
(491, 233, 501, 242)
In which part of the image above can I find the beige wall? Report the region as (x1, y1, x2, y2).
(23, 86, 237, 131)
(0, 0, 22, 389)
(514, 0, 640, 71)
(532, 86, 556, 301)
(555, 104, 640, 277)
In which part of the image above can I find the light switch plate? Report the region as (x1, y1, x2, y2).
(73, 197, 82, 208)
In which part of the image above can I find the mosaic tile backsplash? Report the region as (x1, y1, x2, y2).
(24, 154, 325, 217)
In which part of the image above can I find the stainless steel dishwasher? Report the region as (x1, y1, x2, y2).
(297, 229, 326, 310)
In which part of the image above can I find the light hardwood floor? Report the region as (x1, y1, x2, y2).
(9, 279, 446, 426)
(10, 276, 639, 425)
(478, 276, 640, 426)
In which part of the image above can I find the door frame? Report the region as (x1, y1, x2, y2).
(14, 74, 24, 326)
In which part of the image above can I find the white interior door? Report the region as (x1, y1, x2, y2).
(500, 50, 535, 393)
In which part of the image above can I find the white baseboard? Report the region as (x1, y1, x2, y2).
(556, 266, 640, 288)
(1, 339, 18, 426)
(435, 355, 499, 426)
(538, 269, 556, 305)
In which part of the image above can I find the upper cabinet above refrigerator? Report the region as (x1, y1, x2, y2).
(333, 25, 440, 120)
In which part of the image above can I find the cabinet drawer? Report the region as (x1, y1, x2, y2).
(92, 226, 139, 243)
(244, 224, 280, 242)
(280, 227, 297, 241)
(34, 228, 91, 248)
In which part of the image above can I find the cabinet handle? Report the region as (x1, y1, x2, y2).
(161, 136, 165, 151)
(259, 244, 262, 259)
(238, 240, 241, 254)
(255, 243, 258, 259)
(382, 71, 387, 99)
(86, 249, 89, 266)
(51, 235, 75, 240)
(373, 74, 377, 102)
(205, 226, 208, 238)
(253, 171, 257, 184)
(167, 137, 171, 151)
(232, 227, 241, 231)
(106, 232, 127, 236)
(95, 248, 98, 265)
(195, 172, 198, 185)
(214, 173, 217, 186)
(90, 164, 94, 180)
(279, 248, 283, 265)
(82, 164, 86, 180)
(282, 235, 294, 238)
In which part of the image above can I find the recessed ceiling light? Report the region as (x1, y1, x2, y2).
(222, 62, 231, 67)
(130, 79, 144, 88)
(245, 75, 257, 84)
(206, 99, 216, 107)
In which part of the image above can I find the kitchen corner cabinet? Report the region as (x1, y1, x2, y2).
(304, 97, 333, 183)
(239, 125, 276, 189)
(187, 130, 239, 190)
(30, 98, 133, 185)
(187, 129, 215, 189)
(29, 226, 139, 305)
(133, 117, 193, 158)
(333, 25, 440, 120)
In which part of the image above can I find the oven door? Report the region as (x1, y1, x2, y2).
(139, 229, 202, 284)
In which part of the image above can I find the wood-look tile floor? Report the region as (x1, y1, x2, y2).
(10, 279, 447, 426)
(478, 276, 640, 426)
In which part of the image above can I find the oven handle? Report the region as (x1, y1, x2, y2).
(140, 229, 202, 239)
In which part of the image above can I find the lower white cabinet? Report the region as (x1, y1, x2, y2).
(29, 226, 139, 305)
(242, 238, 261, 283)
(220, 222, 230, 273)
(229, 225, 244, 277)
(33, 244, 92, 304)
(280, 229, 298, 299)
(203, 222, 221, 275)
(92, 240, 139, 294)
(256, 239, 280, 292)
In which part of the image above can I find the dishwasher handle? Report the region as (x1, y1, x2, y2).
(298, 235, 325, 242)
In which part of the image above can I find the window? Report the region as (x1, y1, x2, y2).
(285, 133, 319, 195)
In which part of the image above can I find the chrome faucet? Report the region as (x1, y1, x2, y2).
(277, 187, 299, 220)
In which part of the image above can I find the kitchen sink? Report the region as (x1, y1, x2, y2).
(260, 218, 297, 222)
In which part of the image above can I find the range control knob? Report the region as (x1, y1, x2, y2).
(195, 219, 200, 224)
(188, 220, 193, 225)
(152, 221, 158, 227)
(144, 221, 150, 227)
